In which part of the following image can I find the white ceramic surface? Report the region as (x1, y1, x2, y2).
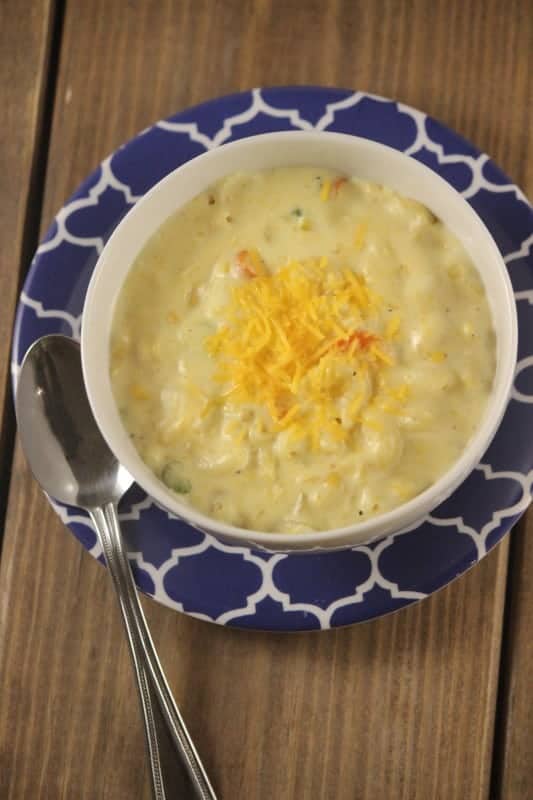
(81, 131, 518, 551)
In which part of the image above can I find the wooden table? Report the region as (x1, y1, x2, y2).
(1, 2, 531, 798)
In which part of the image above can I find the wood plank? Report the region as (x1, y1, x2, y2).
(481, 1, 533, 796)
(0, 451, 511, 800)
(0, 0, 531, 798)
(0, 0, 56, 522)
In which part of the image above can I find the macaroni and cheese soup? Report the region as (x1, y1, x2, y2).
(110, 168, 496, 533)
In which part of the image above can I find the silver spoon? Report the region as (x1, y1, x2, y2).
(15, 334, 217, 800)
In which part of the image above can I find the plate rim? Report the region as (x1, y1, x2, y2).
(11, 85, 533, 631)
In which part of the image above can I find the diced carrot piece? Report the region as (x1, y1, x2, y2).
(236, 250, 257, 278)
(335, 329, 378, 352)
(332, 177, 348, 195)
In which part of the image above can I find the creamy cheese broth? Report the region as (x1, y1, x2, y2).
(110, 167, 496, 533)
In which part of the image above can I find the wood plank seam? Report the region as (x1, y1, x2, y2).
(0, 0, 66, 553)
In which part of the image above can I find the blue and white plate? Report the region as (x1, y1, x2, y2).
(12, 87, 533, 631)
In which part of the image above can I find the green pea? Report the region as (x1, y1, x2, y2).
(161, 461, 192, 494)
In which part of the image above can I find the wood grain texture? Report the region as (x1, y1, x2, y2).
(0, 0, 56, 518)
(0, 0, 531, 798)
(0, 449, 511, 800)
(496, 517, 533, 799)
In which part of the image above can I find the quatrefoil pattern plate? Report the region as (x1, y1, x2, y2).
(12, 87, 533, 630)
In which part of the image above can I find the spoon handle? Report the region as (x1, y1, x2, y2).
(92, 519, 168, 800)
(89, 504, 217, 800)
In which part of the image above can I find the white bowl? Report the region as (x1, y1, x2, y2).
(81, 131, 518, 552)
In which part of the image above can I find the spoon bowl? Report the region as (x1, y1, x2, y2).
(15, 334, 131, 508)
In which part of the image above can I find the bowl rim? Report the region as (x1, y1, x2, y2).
(81, 129, 518, 549)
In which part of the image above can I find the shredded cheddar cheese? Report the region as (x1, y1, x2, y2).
(205, 255, 398, 449)
(320, 179, 332, 202)
(385, 313, 401, 338)
(353, 222, 367, 250)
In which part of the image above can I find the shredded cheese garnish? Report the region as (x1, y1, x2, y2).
(205, 256, 400, 449)
(321, 176, 347, 202)
(385, 313, 400, 338)
(353, 222, 367, 250)
(320, 179, 332, 202)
